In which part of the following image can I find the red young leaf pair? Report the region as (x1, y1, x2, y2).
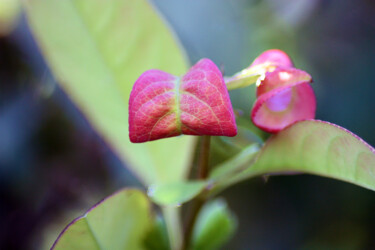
(129, 59, 237, 143)
(129, 50, 316, 143)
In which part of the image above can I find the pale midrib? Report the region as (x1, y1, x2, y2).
(68, 0, 158, 184)
(84, 217, 104, 250)
(174, 77, 182, 133)
(69, 1, 124, 105)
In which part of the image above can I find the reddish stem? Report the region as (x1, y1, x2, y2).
(182, 135, 211, 250)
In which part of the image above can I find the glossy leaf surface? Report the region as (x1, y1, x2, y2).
(24, 0, 195, 185)
(239, 120, 375, 191)
(129, 59, 237, 143)
(52, 189, 151, 250)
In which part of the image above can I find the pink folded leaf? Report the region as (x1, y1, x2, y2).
(250, 49, 294, 69)
(251, 68, 316, 133)
(129, 59, 237, 143)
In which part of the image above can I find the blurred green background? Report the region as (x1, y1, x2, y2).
(1, 0, 375, 249)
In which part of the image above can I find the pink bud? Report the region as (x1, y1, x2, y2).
(129, 59, 237, 143)
(251, 67, 316, 133)
(251, 49, 294, 68)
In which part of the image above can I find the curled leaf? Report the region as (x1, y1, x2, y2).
(250, 49, 294, 69)
(129, 59, 237, 143)
(251, 67, 316, 133)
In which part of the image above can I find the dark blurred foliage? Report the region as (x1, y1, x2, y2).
(1, 0, 375, 249)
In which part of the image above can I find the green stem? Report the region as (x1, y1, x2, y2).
(163, 207, 182, 250)
(182, 135, 211, 250)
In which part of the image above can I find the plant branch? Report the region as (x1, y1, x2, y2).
(182, 193, 206, 250)
(182, 135, 211, 250)
(198, 135, 211, 179)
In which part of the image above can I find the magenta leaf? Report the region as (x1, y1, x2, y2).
(251, 67, 316, 133)
(129, 59, 237, 143)
(250, 49, 294, 68)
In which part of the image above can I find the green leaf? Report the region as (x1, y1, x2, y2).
(52, 189, 152, 250)
(210, 143, 260, 182)
(143, 215, 170, 250)
(23, 0, 196, 185)
(192, 199, 237, 250)
(234, 120, 375, 191)
(225, 62, 273, 91)
(148, 181, 207, 206)
(225, 73, 260, 91)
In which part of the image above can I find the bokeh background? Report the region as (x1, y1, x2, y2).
(1, 0, 375, 249)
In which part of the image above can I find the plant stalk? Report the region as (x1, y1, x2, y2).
(182, 135, 211, 250)
(198, 135, 211, 179)
(163, 206, 183, 250)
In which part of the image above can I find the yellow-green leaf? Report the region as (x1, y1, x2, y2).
(24, 0, 196, 185)
(192, 199, 237, 250)
(148, 180, 207, 206)
(227, 120, 375, 191)
(52, 189, 152, 250)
